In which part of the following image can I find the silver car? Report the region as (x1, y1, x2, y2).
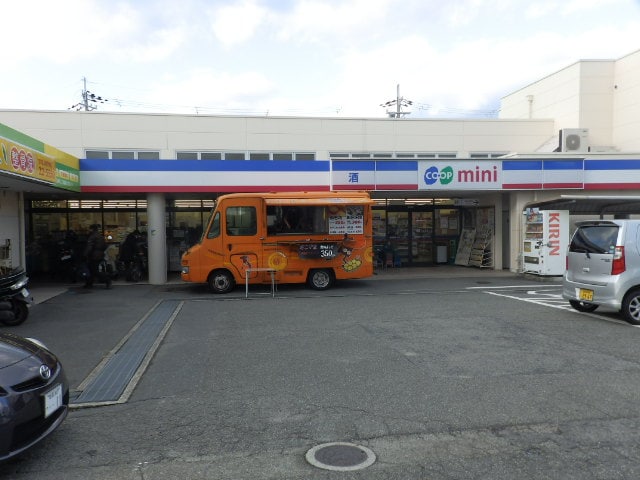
(563, 219, 640, 324)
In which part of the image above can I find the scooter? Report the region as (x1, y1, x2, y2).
(117, 241, 148, 282)
(55, 242, 78, 283)
(127, 245, 148, 282)
(0, 268, 33, 326)
(97, 251, 117, 288)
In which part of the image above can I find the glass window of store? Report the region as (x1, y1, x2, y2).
(372, 201, 461, 267)
(26, 199, 150, 278)
(166, 200, 214, 271)
(26, 198, 212, 277)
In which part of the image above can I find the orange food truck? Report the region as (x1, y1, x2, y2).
(180, 191, 375, 293)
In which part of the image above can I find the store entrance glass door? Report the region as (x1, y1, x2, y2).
(385, 210, 434, 266)
(411, 211, 433, 265)
(386, 211, 409, 266)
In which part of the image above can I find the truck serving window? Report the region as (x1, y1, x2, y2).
(226, 207, 257, 236)
(267, 206, 328, 235)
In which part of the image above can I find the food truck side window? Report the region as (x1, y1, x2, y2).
(207, 212, 221, 239)
(226, 207, 257, 236)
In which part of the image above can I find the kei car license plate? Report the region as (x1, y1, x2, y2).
(579, 288, 594, 301)
(44, 384, 63, 418)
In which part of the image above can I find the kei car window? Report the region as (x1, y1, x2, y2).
(570, 226, 618, 254)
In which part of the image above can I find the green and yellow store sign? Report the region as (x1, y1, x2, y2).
(0, 122, 80, 192)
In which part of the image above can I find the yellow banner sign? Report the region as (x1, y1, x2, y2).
(1, 141, 56, 183)
(0, 122, 79, 191)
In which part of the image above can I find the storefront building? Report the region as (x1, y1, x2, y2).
(1, 49, 640, 284)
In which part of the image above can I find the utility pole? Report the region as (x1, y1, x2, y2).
(380, 84, 412, 118)
(69, 77, 108, 111)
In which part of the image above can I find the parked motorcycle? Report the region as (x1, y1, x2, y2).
(0, 268, 33, 326)
(55, 240, 78, 283)
(50, 230, 81, 283)
(98, 248, 118, 287)
(127, 244, 148, 282)
(117, 236, 148, 282)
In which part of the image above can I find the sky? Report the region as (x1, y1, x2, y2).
(2, 0, 639, 119)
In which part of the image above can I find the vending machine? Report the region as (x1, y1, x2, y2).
(522, 209, 569, 275)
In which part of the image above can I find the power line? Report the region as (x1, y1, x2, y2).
(69, 77, 108, 111)
(65, 78, 498, 118)
(380, 84, 412, 118)
(414, 102, 499, 118)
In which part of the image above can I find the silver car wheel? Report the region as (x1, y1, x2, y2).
(622, 288, 640, 325)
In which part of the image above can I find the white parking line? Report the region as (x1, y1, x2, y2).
(466, 284, 553, 290)
(484, 290, 572, 310)
(484, 290, 639, 327)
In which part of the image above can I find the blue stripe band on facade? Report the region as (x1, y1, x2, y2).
(376, 161, 417, 171)
(502, 160, 543, 171)
(543, 159, 583, 170)
(80, 159, 331, 172)
(585, 159, 640, 170)
(332, 161, 376, 171)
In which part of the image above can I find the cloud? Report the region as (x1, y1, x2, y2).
(323, 8, 640, 119)
(274, 0, 395, 44)
(137, 68, 275, 112)
(114, 27, 188, 63)
(2, 0, 186, 64)
(208, 0, 270, 47)
(2, 0, 638, 117)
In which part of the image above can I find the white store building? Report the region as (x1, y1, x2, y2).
(1, 48, 640, 283)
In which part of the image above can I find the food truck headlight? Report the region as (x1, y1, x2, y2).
(181, 266, 190, 274)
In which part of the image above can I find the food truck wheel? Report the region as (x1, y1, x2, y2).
(208, 269, 235, 294)
(307, 269, 334, 291)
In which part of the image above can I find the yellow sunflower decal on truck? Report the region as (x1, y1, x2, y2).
(267, 251, 288, 271)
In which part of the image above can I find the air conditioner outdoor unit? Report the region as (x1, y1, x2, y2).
(559, 128, 589, 153)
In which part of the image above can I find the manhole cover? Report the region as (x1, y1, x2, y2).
(305, 442, 376, 471)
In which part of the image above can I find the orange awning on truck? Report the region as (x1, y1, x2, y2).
(264, 196, 373, 206)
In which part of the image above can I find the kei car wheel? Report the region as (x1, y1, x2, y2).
(621, 288, 640, 325)
(568, 300, 599, 313)
(208, 270, 235, 294)
(307, 269, 334, 291)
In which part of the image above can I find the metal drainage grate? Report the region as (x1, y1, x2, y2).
(72, 300, 182, 406)
(305, 442, 376, 471)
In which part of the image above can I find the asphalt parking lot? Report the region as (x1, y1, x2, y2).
(3, 267, 640, 479)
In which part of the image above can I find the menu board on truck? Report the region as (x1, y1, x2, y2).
(328, 206, 364, 235)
